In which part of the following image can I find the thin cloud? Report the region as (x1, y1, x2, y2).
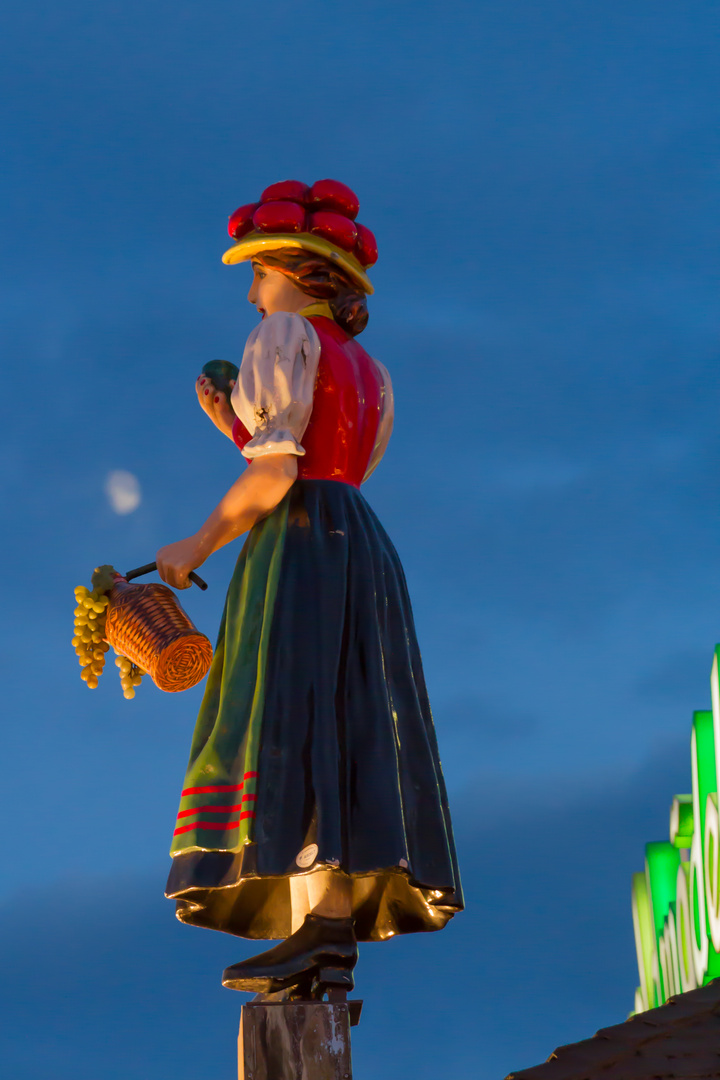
(489, 457, 586, 493)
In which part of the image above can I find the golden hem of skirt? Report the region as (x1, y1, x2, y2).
(166, 865, 462, 943)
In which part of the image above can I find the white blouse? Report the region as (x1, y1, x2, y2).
(231, 312, 393, 482)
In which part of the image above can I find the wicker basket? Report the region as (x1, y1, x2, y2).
(104, 578, 213, 692)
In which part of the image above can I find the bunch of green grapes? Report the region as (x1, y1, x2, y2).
(72, 566, 146, 698)
(72, 585, 110, 689)
(114, 653, 146, 700)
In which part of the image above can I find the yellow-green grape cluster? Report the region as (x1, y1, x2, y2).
(114, 653, 146, 699)
(72, 585, 110, 689)
(72, 567, 147, 700)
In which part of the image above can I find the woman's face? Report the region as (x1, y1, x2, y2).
(248, 261, 310, 318)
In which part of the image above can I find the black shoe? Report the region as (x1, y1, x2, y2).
(222, 914, 358, 994)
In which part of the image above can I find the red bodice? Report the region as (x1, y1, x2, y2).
(232, 316, 384, 488)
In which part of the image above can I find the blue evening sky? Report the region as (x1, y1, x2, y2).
(1, 2, 718, 1076)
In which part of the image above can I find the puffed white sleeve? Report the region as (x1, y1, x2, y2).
(230, 312, 321, 458)
(362, 359, 394, 482)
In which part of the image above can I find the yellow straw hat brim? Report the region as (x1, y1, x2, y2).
(222, 231, 374, 295)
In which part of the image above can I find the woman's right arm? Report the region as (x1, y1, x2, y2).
(156, 453, 298, 589)
(196, 374, 236, 440)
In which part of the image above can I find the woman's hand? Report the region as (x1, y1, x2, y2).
(156, 535, 206, 590)
(196, 375, 236, 440)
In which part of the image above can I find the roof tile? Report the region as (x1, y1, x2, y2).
(505, 979, 720, 1080)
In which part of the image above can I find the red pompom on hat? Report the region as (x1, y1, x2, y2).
(354, 223, 378, 268)
(222, 178, 376, 294)
(260, 179, 310, 204)
(308, 179, 360, 220)
(228, 203, 259, 240)
(309, 211, 358, 252)
(253, 201, 306, 233)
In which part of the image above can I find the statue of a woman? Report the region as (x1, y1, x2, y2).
(157, 179, 463, 997)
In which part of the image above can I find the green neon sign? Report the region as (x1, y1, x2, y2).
(631, 647, 720, 1011)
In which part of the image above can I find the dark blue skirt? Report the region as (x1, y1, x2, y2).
(166, 479, 463, 941)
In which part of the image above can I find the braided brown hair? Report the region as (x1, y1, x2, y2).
(254, 249, 369, 337)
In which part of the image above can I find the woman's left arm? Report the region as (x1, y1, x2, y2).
(156, 453, 297, 589)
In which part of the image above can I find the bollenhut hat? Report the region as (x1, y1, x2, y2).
(222, 179, 377, 295)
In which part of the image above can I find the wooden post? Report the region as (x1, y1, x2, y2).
(238, 1001, 354, 1080)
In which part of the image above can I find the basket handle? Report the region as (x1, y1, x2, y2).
(125, 562, 208, 591)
